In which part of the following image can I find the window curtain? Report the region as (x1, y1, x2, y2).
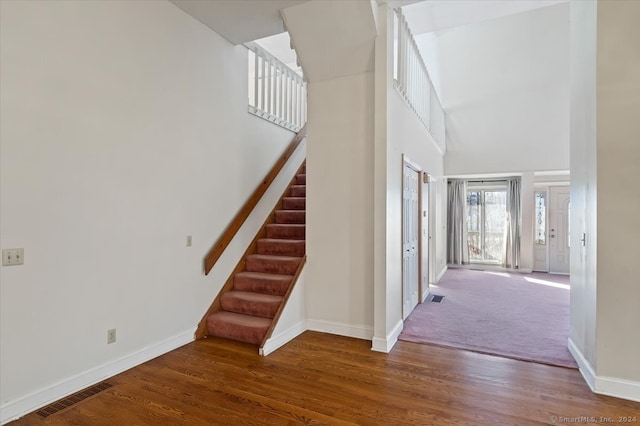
(504, 178, 521, 269)
(447, 180, 469, 265)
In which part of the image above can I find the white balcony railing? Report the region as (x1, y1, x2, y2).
(394, 9, 446, 152)
(246, 41, 306, 132)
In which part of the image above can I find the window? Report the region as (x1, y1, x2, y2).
(466, 186, 507, 264)
(535, 191, 546, 245)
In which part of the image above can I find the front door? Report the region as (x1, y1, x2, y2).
(403, 162, 420, 319)
(549, 186, 570, 274)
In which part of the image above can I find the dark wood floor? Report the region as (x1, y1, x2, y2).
(10, 331, 640, 425)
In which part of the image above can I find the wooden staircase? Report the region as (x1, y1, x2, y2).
(197, 162, 306, 347)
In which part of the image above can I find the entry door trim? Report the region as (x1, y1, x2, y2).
(402, 154, 424, 320)
(548, 185, 570, 275)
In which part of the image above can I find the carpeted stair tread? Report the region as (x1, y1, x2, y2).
(205, 161, 306, 346)
(220, 291, 283, 318)
(265, 223, 305, 239)
(290, 185, 306, 197)
(274, 210, 305, 224)
(282, 197, 305, 210)
(206, 311, 271, 345)
(234, 271, 293, 296)
(246, 254, 302, 275)
(256, 238, 305, 256)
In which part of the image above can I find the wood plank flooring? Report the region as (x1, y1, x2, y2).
(10, 331, 640, 425)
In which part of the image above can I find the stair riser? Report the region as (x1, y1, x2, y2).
(265, 225, 305, 240)
(290, 186, 306, 197)
(275, 211, 305, 224)
(206, 317, 266, 345)
(282, 198, 305, 210)
(220, 295, 280, 319)
(234, 276, 290, 296)
(256, 240, 305, 256)
(246, 257, 301, 275)
(205, 162, 307, 347)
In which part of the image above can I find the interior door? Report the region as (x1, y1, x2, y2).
(403, 162, 420, 319)
(549, 186, 570, 274)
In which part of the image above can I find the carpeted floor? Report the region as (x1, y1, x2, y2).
(399, 268, 578, 368)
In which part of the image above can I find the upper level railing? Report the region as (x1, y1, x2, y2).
(394, 9, 446, 153)
(246, 41, 306, 132)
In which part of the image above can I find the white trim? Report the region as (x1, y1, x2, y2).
(248, 106, 299, 133)
(447, 264, 527, 274)
(568, 337, 596, 392)
(534, 181, 570, 188)
(595, 376, 640, 403)
(402, 153, 422, 173)
(371, 319, 404, 353)
(435, 264, 448, 283)
(421, 287, 430, 304)
(568, 338, 640, 402)
(1, 328, 195, 425)
(260, 320, 307, 356)
(306, 319, 373, 340)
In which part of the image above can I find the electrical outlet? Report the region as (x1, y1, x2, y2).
(186, 235, 192, 247)
(2, 248, 24, 266)
(107, 329, 116, 344)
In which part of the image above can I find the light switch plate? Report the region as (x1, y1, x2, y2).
(2, 248, 24, 266)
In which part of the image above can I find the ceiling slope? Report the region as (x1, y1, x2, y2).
(170, 0, 309, 45)
(431, 3, 571, 175)
(403, 0, 568, 36)
(281, 0, 378, 82)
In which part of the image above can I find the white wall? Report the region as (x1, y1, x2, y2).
(595, 0, 640, 388)
(0, 1, 296, 421)
(305, 72, 375, 338)
(569, 0, 640, 401)
(373, 5, 445, 351)
(568, 0, 599, 384)
(423, 3, 571, 176)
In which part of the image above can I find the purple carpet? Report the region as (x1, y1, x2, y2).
(399, 268, 578, 369)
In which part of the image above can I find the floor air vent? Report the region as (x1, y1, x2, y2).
(430, 295, 444, 303)
(36, 382, 113, 417)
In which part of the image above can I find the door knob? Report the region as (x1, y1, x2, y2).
(550, 234, 555, 238)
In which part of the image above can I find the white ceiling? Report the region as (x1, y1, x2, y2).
(429, 3, 571, 175)
(281, 0, 378, 82)
(403, 0, 569, 35)
(169, 0, 310, 45)
(255, 32, 301, 73)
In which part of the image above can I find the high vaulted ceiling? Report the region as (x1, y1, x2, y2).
(403, 0, 568, 35)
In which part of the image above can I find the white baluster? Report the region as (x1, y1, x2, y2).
(253, 50, 258, 109)
(260, 52, 266, 113)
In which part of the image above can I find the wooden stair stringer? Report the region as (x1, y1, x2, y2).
(259, 255, 306, 350)
(195, 162, 306, 341)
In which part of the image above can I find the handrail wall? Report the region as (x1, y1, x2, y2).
(204, 125, 307, 275)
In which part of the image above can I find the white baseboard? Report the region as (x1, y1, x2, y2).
(568, 338, 640, 402)
(421, 288, 430, 304)
(1, 328, 195, 425)
(306, 319, 373, 340)
(260, 320, 307, 356)
(568, 337, 596, 391)
(596, 376, 640, 402)
(371, 319, 403, 353)
(435, 265, 448, 283)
